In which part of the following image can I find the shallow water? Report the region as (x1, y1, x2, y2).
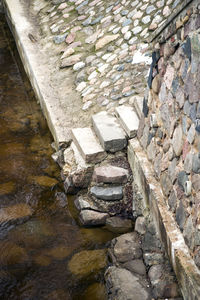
(0, 14, 117, 299)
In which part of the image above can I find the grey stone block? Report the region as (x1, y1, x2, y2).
(92, 111, 127, 152)
(90, 186, 123, 201)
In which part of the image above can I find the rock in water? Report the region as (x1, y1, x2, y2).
(68, 249, 107, 277)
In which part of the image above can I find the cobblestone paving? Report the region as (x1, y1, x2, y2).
(38, 0, 182, 114)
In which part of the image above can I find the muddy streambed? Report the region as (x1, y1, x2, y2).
(0, 14, 117, 299)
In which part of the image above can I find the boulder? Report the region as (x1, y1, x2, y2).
(113, 232, 142, 263)
(105, 266, 151, 300)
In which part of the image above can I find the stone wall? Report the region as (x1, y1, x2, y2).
(138, 0, 200, 269)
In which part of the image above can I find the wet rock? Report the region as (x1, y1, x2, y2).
(105, 216, 132, 234)
(68, 249, 107, 277)
(0, 203, 32, 224)
(113, 232, 142, 263)
(46, 245, 72, 260)
(93, 165, 129, 184)
(79, 210, 109, 226)
(90, 186, 123, 201)
(123, 259, 146, 276)
(0, 181, 16, 195)
(0, 241, 29, 265)
(83, 283, 107, 300)
(32, 175, 58, 187)
(105, 266, 150, 300)
(33, 254, 52, 267)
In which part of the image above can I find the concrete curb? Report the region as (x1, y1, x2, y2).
(128, 139, 200, 300)
(2, 0, 73, 148)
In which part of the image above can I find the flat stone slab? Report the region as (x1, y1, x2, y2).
(105, 266, 150, 300)
(115, 105, 139, 138)
(106, 216, 133, 234)
(71, 128, 106, 163)
(131, 96, 144, 119)
(92, 111, 127, 153)
(79, 210, 109, 226)
(93, 165, 129, 184)
(90, 186, 123, 201)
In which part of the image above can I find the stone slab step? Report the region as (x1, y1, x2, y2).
(92, 111, 127, 153)
(115, 105, 139, 138)
(71, 128, 106, 164)
(90, 186, 123, 201)
(93, 165, 129, 184)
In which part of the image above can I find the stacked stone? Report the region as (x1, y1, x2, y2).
(137, 1, 200, 269)
(39, 0, 180, 113)
(105, 217, 182, 299)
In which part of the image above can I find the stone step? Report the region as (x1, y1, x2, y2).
(115, 105, 139, 138)
(93, 165, 129, 184)
(90, 186, 123, 201)
(79, 210, 109, 226)
(71, 127, 106, 164)
(92, 111, 127, 153)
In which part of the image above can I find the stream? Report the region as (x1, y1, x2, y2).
(0, 13, 117, 300)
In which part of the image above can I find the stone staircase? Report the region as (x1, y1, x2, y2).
(64, 102, 141, 227)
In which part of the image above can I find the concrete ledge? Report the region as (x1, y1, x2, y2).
(2, 0, 79, 148)
(128, 139, 200, 300)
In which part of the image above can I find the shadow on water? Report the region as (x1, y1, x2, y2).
(0, 13, 118, 300)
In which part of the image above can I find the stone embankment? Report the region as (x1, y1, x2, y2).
(2, 0, 200, 298)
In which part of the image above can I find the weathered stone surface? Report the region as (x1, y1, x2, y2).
(106, 216, 132, 234)
(0, 203, 32, 224)
(74, 195, 98, 211)
(71, 128, 106, 163)
(192, 174, 200, 192)
(135, 216, 146, 235)
(123, 259, 146, 276)
(93, 165, 129, 184)
(113, 232, 142, 263)
(68, 249, 107, 277)
(172, 125, 183, 156)
(164, 65, 174, 90)
(92, 111, 127, 152)
(115, 105, 139, 138)
(105, 267, 150, 300)
(79, 210, 109, 226)
(192, 154, 200, 174)
(144, 252, 164, 267)
(95, 34, 119, 50)
(90, 186, 123, 201)
(176, 200, 187, 231)
(60, 54, 82, 68)
(149, 264, 180, 298)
